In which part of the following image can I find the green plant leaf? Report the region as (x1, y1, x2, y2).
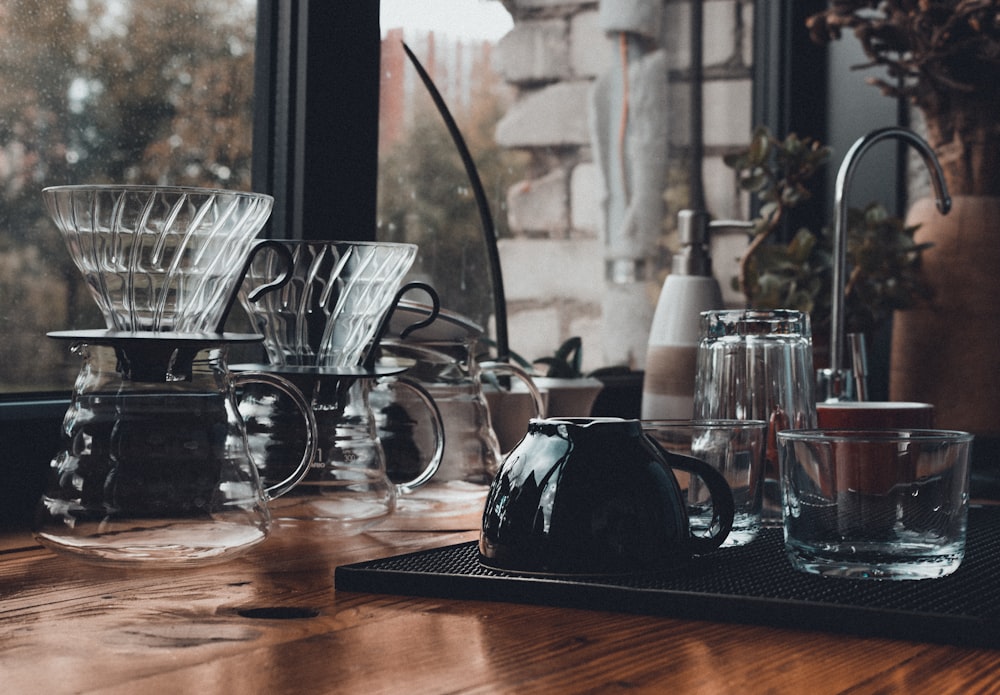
(532, 336, 585, 378)
(723, 125, 929, 333)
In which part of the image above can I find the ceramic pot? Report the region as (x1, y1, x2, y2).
(890, 196, 1000, 437)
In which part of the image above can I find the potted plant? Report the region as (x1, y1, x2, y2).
(808, 3, 1000, 196)
(806, 2, 1000, 436)
(724, 126, 934, 356)
(499, 337, 609, 419)
(480, 337, 617, 452)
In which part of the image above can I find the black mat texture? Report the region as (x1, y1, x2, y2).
(335, 506, 1000, 649)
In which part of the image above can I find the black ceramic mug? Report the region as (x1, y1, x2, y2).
(479, 417, 735, 575)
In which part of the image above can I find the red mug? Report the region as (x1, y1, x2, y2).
(816, 401, 934, 430)
(814, 403, 935, 495)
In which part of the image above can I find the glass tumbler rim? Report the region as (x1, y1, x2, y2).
(700, 308, 811, 339)
(642, 418, 769, 429)
(777, 428, 973, 443)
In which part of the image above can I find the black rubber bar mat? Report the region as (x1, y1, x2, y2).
(335, 507, 1000, 649)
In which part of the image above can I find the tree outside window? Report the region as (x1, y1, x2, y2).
(0, 0, 255, 392)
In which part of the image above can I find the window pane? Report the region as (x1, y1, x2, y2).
(0, 0, 256, 394)
(377, 0, 519, 336)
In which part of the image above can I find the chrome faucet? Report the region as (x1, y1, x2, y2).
(819, 127, 952, 402)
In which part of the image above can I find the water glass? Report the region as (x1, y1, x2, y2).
(644, 419, 766, 546)
(778, 428, 973, 580)
(694, 309, 817, 523)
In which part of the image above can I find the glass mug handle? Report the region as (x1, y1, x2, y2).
(232, 371, 318, 499)
(379, 376, 445, 495)
(479, 360, 546, 450)
(646, 435, 735, 554)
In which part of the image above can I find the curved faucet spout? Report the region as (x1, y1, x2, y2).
(827, 126, 951, 400)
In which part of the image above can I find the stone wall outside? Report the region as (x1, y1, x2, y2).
(493, 0, 753, 371)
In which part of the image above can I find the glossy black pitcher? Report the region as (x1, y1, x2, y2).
(479, 417, 734, 575)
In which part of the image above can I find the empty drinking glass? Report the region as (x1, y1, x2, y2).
(694, 309, 817, 524)
(778, 428, 973, 579)
(644, 419, 767, 546)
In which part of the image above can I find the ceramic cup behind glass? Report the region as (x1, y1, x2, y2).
(816, 401, 934, 429)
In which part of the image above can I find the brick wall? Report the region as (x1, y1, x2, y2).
(493, 0, 754, 371)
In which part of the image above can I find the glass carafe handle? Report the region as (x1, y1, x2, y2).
(384, 377, 445, 495)
(479, 360, 545, 454)
(233, 371, 318, 499)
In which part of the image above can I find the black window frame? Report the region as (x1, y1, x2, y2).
(0, 1, 384, 526)
(752, 0, 830, 235)
(1, 1, 829, 526)
(253, 1, 381, 242)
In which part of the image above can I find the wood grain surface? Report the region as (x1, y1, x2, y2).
(2, 518, 999, 694)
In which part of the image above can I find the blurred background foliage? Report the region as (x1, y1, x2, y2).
(0, 0, 256, 391)
(0, 0, 519, 390)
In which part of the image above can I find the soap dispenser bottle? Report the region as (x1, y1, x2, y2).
(641, 209, 724, 419)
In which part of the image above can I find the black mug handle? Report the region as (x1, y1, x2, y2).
(216, 239, 295, 333)
(361, 282, 440, 371)
(647, 436, 735, 554)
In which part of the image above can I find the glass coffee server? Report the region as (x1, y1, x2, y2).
(35, 185, 319, 566)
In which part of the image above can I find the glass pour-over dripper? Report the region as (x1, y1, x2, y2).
(43, 185, 274, 333)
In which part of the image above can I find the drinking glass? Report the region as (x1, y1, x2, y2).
(694, 309, 817, 523)
(778, 428, 973, 579)
(644, 419, 766, 546)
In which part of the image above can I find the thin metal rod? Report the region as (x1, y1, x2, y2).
(848, 332, 868, 402)
(689, 0, 705, 211)
(829, 127, 951, 377)
(402, 42, 510, 363)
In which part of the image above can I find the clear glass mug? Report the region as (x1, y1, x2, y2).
(376, 336, 544, 517)
(694, 309, 817, 524)
(239, 369, 444, 533)
(34, 336, 317, 566)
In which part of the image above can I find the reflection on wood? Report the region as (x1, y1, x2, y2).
(2, 520, 1000, 693)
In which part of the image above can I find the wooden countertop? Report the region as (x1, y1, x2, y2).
(2, 513, 999, 694)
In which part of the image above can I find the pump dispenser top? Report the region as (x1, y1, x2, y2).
(641, 210, 724, 420)
(672, 210, 713, 277)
